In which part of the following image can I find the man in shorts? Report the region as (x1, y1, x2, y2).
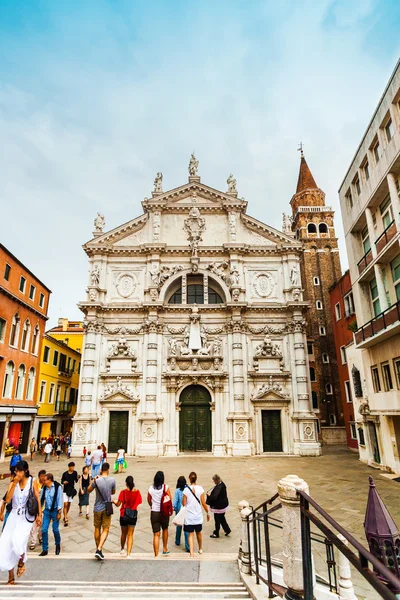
(61, 461, 78, 526)
(88, 462, 116, 560)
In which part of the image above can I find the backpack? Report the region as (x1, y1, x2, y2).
(160, 484, 173, 517)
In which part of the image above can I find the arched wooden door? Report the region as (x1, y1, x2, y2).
(179, 385, 212, 452)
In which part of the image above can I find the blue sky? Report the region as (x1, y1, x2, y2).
(0, 0, 399, 325)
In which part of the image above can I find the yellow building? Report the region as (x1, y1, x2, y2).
(35, 319, 83, 440)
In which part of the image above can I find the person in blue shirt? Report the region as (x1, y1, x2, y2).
(39, 473, 63, 556)
(173, 476, 189, 552)
(9, 449, 22, 475)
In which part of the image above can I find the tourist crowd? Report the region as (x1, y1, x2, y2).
(0, 448, 231, 584)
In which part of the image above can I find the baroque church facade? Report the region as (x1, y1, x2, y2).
(72, 156, 321, 457)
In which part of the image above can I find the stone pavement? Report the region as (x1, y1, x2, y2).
(0, 447, 398, 598)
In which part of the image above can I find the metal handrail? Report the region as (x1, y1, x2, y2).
(355, 299, 400, 342)
(375, 219, 396, 247)
(298, 489, 400, 599)
(357, 247, 372, 269)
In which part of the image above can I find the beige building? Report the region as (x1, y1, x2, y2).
(339, 59, 400, 473)
(72, 158, 320, 458)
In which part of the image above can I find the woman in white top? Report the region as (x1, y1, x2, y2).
(147, 471, 172, 557)
(182, 471, 210, 557)
(115, 446, 125, 474)
(0, 461, 42, 585)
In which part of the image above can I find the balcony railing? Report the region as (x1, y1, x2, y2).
(58, 368, 73, 377)
(375, 220, 397, 254)
(54, 401, 72, 414)
(357, 248, 373, 275)
(354, 300, 400, 345)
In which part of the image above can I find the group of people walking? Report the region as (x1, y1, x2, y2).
(0, 455, 231, 583)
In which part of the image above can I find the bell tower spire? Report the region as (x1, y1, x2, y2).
(290, 148, 343, 431)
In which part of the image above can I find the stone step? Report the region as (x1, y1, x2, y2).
(0, 581, 250, 598)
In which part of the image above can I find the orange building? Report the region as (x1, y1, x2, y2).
(0, 244, 51, 458)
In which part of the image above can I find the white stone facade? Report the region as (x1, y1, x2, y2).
(73, 166, 320, 457)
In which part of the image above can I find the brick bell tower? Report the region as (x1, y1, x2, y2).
(290, 149, 343, 431)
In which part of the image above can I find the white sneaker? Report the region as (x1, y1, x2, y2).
(126, 555, 134, 559)
(120, 550, 126, 556)
(198, 549, 203, 554)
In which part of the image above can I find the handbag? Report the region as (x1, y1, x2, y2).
(123, 491, 137, 521)
(160, 484, 173, 517)
(26, 477, 39, 522)
(172, 505, 186, 526)
(96, 478, 113, 516)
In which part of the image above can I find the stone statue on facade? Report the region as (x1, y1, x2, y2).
(150, 264, 160, 286)
(212, 337, 222, 356)
(188, 152, 199, 177)
(229, 265, 240, 287)
(154, 172, 163, 193)
(290, 264, 300, 287)
(227, 174, 237, 194)
(184, 206, 206, 251)
(282, 213, 293, 233)
(206, 261, 229, 282)
(90, 265, 100, 286)
(168, 336, 178, 356)
(94, 212, 105, 233)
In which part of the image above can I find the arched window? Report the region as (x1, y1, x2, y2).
(312, 391, 318, 409)
(310, 367, 316, 382)
(319, 223, 328, 234)
(167, 275, 224, 305)
(21, 320, 31, 351)
(31, 325, 39, 355)
(2, 361, 15, 398)
(15, 364, 26, 399)
(307, 223, 317, 234)
(26, 367, 35, 400)
(322, 353, 329, 363)
(316, 300, 323, 310)
(314, 277, 320, 285)
(319, 326, 326, 336)
(326, 383, 333, 395)
(9, 314, 20, 347)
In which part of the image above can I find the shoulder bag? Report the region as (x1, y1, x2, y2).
(26, 477, 39, 522)
(96, 478, 113, 516)
(160, 484, 173, 517)
(187, 485, 201, 504)
(124, 491, 138, 521)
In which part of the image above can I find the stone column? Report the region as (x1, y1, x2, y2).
(365, 208, 377, 258)
(337, 534, 357, 600)
(373, 264, 389, 312)
(277, 474, 310, 600)
(292, 315, 309, 413)
(387, 172, 400, 229)
(239, 502, 253, 574)
(0, 416, 11, 461)
(232, 320, 245, 414)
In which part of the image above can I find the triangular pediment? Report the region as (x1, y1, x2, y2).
(142, 181, 247, 212)
(85, 213, 148, 248)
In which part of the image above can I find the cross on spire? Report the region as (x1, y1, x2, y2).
(297, 142, 304, 158)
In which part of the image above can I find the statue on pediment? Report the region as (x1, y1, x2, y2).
(227, 174, 237, 194)
(94, 212, 105, 232)
(188, 152, 199, 177)
(282, 213, 293, 233)
(154, 172, 163, 193)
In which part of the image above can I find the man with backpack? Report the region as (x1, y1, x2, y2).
(39, 473, 63, 556)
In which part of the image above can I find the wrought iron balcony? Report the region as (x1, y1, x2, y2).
(355, 299, 400, 346)
(375, 220, 397, 255)
(357, 248, 373, 275)
(54, 401, 72, 414)
(58, 368, 73, 377)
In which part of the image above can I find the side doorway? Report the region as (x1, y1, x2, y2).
(179, 385, 212, 452)
(108, 411, 129, 453)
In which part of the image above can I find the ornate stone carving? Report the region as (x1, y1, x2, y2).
(115, 272, 136, 298)
(75, 424, 87, 442)
(101, 377, 140, 401)
(254, 336, 282, 358)
(288, 318, 307, 334)
(153, 172, 163, 193)
(228, 212, 236, 241)
(282, 213, 293, 233)
(232, 288, 240, 302)
(166, 325, 187, 335)
(253, 272, 275, 298)
(227, 174, 237, 194)
(206, 261, 229, 282)
(157, 264, 183, 288)
(90, 265, 100, 285)
(89, 290, 97, 302)
(235, 422, 248, 441)
(251, 376, 289, 400)
(94, 212, 105, 233)
(247, 324, 286, 335)
(103, 325, 143, 335)
(229, 265, 240, 287)
(188, 152, 199, 177)
(292, 288, 301, 301)
(184, 207, 205, 251)
(106, 338, 137, 372)
(150, 288, 158, 302)
(168, 337, 178, 356)
(153, 211, 161, 241)
(303, 422, 316, 441)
